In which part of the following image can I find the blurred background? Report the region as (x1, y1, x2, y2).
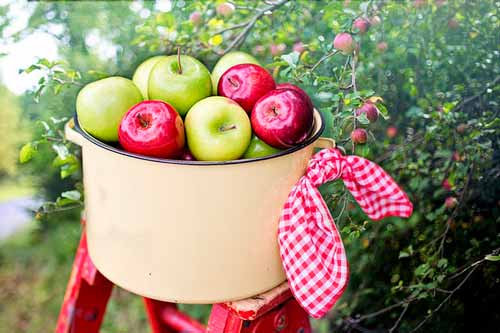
(0, 0, 499, 332)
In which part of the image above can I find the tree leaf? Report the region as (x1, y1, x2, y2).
(61, 190, 81, 201)
(19, 143, 36, 163)
(485, 255, 500, 262)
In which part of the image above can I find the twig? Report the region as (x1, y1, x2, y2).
(409, 265, 479, 332)
(211, 21, 250, 36)
(308, 50, 339, 74)
(389, 302, 409, 333)
(455, 75, 500, 110)
(223, 0, 290, 54)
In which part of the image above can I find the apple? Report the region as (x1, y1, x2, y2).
(181, 149, 196, 161)
(444, 196, 458, 209)
(333, 32, 356, 54)
(386, 126, 398, 138)
(76, 76, 143, 142)
(251, 89, 313, 149)
(270, 43, 286, 56)
(118, 100, 185, 158)
(132, 55, 167, 99)
(254, 45, 266, 55)
(351, 128, 367, 144)
(376, 41, 388, 52)
(442, 179, 452, 191)
(216, 2, 235, 17)
(211, 51, 260, 95)
(293, 42, 305, 53)
(370, 15, 381, 26)
(276, 83, 314, 112)
(148, 54, 212, 117)
(218, 64, 276, 113)
(356, 102, 379, 122)
(456, 123, 468, 134)
(448, 18, 459, 29)
(185, 96, 251, 161)
(189, 11, 202, 26)
(242, 135, 282, 159)
(353, 18, 370, 34)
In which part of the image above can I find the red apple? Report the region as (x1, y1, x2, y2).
(293, 42, 305, 53)
(442, 178, 452, 191)
(189, 11, 202, 26)
(448, 18, 459, 29)
(353, 18, 370, 34)
(218, 64, 276, 113)
(118, 100, 185, 158)
(333, 32, 355, 54)
(386, 126, 398, 138)
(276, 83, 314, 111)
(445, 196, 458, 209)
(216, 2, 234, 17)
(270, 43, 286, 56)
(356, 102, 379, 122)
(351, 128, 367, 144)
(376, 41, 388, 52)
(181, 149, 196, 161)
(251, 89, 313, 149)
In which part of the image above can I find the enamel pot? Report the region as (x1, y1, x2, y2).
(65, 109, 334, 303)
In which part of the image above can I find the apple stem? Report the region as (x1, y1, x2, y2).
(227, 77, 239, 88)
(177, 46, 183, 74)
(271, 106, 279, 116)
(137, 113, 149, 128)
(220, 124, 237, 132)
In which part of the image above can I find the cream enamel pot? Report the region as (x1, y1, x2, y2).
(65, 109, 334, 303)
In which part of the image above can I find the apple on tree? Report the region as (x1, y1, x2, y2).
(148, 54, 212, 117)
(76, 76, 143, 142)
(211, 51, 260, 95)
(251, 89, 313, 149)
(218, 63, 276, 113)
(356, 102, 379, 123)
(185, 96, 251, 161)
(118, 100, 185, 159)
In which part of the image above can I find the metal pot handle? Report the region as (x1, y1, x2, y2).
(313, 137, 336, 149)
(65, 119, 85, 147)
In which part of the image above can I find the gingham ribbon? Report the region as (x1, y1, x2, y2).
(278, 148, 413, 318)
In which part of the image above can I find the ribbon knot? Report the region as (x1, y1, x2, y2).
(278, 148, 413, 318)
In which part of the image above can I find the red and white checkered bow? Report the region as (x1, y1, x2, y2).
(278, 148, 413, 318)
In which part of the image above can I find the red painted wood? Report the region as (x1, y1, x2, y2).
(143, 298, 205, 333)
(241, 298, 311, 333)
(55, 231, 114, 333)
(207, 304, 243, 333)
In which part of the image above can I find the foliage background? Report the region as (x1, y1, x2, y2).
(0, 0, 499, 332)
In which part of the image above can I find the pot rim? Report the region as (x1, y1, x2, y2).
(73, 109, 325, 166)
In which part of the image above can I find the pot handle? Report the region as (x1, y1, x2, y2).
(65, 119, 85, 147)
(313, 137, 336, 149)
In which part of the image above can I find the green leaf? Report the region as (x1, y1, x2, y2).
(19, 143, 36, 163)
(281, 52, 300, 68)
(399, 251, 410, 258)
(357, 112, 370, 125)
(485, 255, 500, 262)
(61, 190, 81, 201)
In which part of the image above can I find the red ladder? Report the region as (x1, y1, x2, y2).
(55, 228, 311, 333)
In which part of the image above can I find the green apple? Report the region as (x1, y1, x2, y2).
(76, 76, 143, 141)
(132, 55, 167, 99)
(185, 96, 251, 161)
(148, 55, 212, 117)
(242, 134, 282, 159)
(211, 51, 260, 95)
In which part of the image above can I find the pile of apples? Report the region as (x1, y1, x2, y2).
(76, 51, 314, 161)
